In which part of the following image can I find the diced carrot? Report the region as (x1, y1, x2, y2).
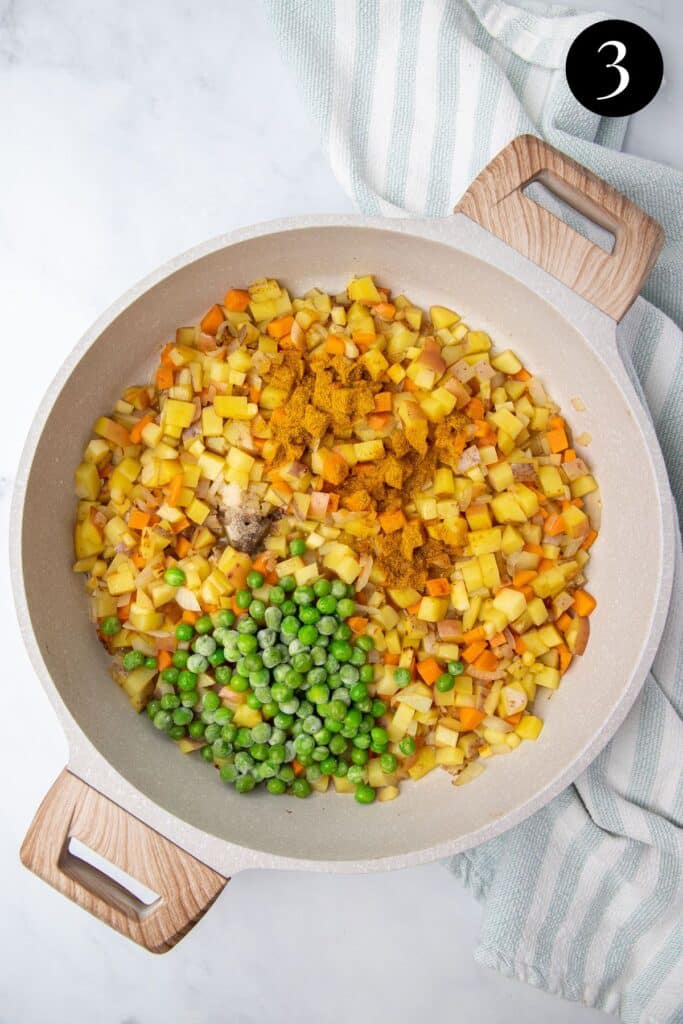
(374, 392, 393, 412)
(403, 378, 419, 392)
(200, 304, 224, 336)
(128, 508, 150, 531)
(343, 492, 368, 512)
(462, 639, 487, 664)
(377, 287, 391, 301)
(379, 509, 406, 534)
(327, 493, 340, 514)
(558, 644, 573, 673)
(461, 626, 485, 643)
(132, 552, 145, 569)
(156, 366, 174, 390)
(406, 601, 421, 615)
(573, 589, 597, 616)
(117, 601, 131, 622)
(417, 658, 442, 685)
(515, 635, 527, 655)
(581, 529, 598, 551)
(426, 578, 450, 597)
(513, 368, 532, 382)
(160, 343, 176, 367)
(158, 650, 173, 671)
(166, 472, 184, 508)
(519, 584, 534, 601)
(324, 336, 345, 355)
(490, 631, 507, 647)
(556, 612, 573, 632)
(348, 616, 367, 634)
(512, 569, 537, 587)
(466, 397, 485, 420)
(538, 558, 556, 572)
(352, 331, 375, 347)
(547, 427, 569, 453)
(248, 386, 261, 404)
(203, 604, 219, 614)
(459, 707, 486, 730)
(505, 712, 523, 726)
(171, 516, 191, 535)
(372, 302, 396, 320)
(182, 610, 198, 624)
(250, 553, 272, 575)
(544, 514, 566, 537)
(267, 315, 295, 339)
(549, 415, 565, 430)
(563, 448, 576, 462)
(473, 648, 498, 672)
(383, 653, 400, 666)
(524, 542, 545, 556)
(224, 288, 250, 312)
(367, 413, 392, 431)
(292, 759, 305, 777)
(129, 414, 154, 444)
(175, 536, 191, 558)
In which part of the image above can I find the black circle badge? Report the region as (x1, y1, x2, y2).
(565, 19, 663, 117)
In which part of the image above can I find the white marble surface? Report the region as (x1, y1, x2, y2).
(2, 1, 680, 1022)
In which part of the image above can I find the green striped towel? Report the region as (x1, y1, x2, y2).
(266, 1, 683, 1020)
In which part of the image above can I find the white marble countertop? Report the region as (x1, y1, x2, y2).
(2, 1, 680, 1021)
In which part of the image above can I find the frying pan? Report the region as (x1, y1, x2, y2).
(12, 136, 676, 953)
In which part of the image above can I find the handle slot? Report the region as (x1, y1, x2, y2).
(455, 135, 663, 321)
(523, 174, 616, 254)
(63, 837, 161, 917)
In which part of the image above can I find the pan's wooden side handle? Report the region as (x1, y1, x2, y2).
(20, 770, 227, 953)
(455, 134, 664, 321)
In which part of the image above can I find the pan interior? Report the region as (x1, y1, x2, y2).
(20, 225, 664, 863)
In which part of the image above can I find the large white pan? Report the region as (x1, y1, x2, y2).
(12, 136, 676, 952)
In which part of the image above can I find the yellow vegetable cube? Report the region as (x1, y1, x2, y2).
(436, 747, 465, 766)
(501, 525, 525, 554)
(348, 275, 382, 304)
(74, 463, 101, 501)
(487, 461, 514, 492)
(186, 497, 210, 524)
(213, 396, 257, 420)
(430, 305, 460, 330)
(515, 714, 544, 740)
(467, 527, 502, 555)
(491, 349, 522, 374)
(570, 474, 598, 498)
(538, 465, 566, 498)
(232, 705, 263, 728)
(493, 588, 527, 622)
(408, 746, 436, 780)
(164, 399, 195, 428)
(491, 492, 527, 524)
(478, 553, 501, 590)
(416, 596, 449, 622)
(201, 406, 224, 437)
(461, 559, 484, 593)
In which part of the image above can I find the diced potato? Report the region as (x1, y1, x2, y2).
(487, 461, 514, 492)
(538, 465, 566, 498)
(430, 305, 460, 330)
(408, 746, 437, 780)
(74, 462, 101, 501)
(491, 349, 522, 374)
(491, 492, 527, 524)
(348, 275, 382, 304)
(388, 587, 421, 609)
(570, 474, 598, 498)
(213, 396, 257, 420)
(122, 666, 157, 712)
(493, 588, 527, 622)
(233, 705, 263, 728)
(468, 527, 502, 555)
(416, 596, 449, 622)
(515, 714, 544, 739)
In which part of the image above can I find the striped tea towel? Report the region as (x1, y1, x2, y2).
(265, 1, 683, 1020)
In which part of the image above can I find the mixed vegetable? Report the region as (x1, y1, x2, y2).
(74, 274, 599, 801)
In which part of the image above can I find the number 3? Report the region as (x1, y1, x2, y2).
(597, 40, 629, 100)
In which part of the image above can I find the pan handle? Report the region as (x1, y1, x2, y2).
(455, 134, 663, 322)
(20, 770, 227, 953)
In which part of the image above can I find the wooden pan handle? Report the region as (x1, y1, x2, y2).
(455, 134, 663, 321)
(20, 770, 227, 953)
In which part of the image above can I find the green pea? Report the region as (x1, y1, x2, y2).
(262, 646, 282, 668)
(329, 734, 347, 755)
(299, 605, 320, 625)
(203, 690, 221, 712)
(326, 700, 347, 722)
(281, 599, 297, 616)
(168, 725, 186, 740)
(267, 777, 287, 794)
(153, 710, 172, 731)
(333, 760, 348, 778)
(274, 712, 294, 730)
(436, 673, 455, 692)
(317, 615, 337, 635)
(230, 675, 249, 692)
(247, 569, 265, 589)
(337, 598, 356, 619)
(122, 650, 145, 671)
(204, 723, 221, 743)
(349, 682, 368, 703)
(291, 652, 312, 674)
(236, 589, 251, 609)
(216, 609, 236, 628)
(308, 683, 330, 705)
(213, 707, 232, 727)
(194, 615, 213, 635)
(180, 689, 199, 709)
(160, 693, 180, 710)
(359, 664, 374, 684)
(356, 634, 374, 652)
(164, 566, 186, 587)
(319, 756, 337, 775)
(330, 640, 352, 662)
(351, 747, 368, 765)
(208, 648, 225, 667)
(221, 723, 237, 742)
(246, 694, 262, 711)
(220, 763, 239, 783)
(175, 622, 194, 642)
(353, 733, 371, 750)
(331, 579, 347, 599)
(214, 666, 232, 686)
(200, 745, 214, 762)
(161, 666, 179, 685)
(249, 599, 266, 622)
(340, 664, 359, 686)
(235, 633, 256, 655)
(268, 744, 286, 765)
(313, 578, 331, 597)
(281, 615, 300, 638)
(372, 700, 386, 718)
(293, 586, 315, 606)
(187, 654, 208, 674)
(349, 646, 366, 667)
(280, 575, 296, 592)
(100, 615, 121, 637)
(251, 742, 269, 761)
(235, 775, 256, 794)
(257, 628, 277, 649)
(393, 667, 410, 688)
(291, 778, 311, 798)
(143, 656, 158, 670)
(234, 728, 253, 749)
(354, 784, 376, 804)
(146, 699, 161, 719)
(334, 623, 353, 642)
(295, 734, 315, 756)
(449, 660, 465, 676)
(347, 765, 365, 785)
(261, 701, 278, 718)
(268, 586, 285, 606)
(380, 752, 398, 773)
(193, 634, 216, 656)
(399, 736, 416, 756)
(298, 624, 319, 647)
(172, 649, 190, 669)
(188, 720, 205, 738)
(237, 616, 258, 634)
(316, 595, 337, 615)
(289, 538, 307, 557)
